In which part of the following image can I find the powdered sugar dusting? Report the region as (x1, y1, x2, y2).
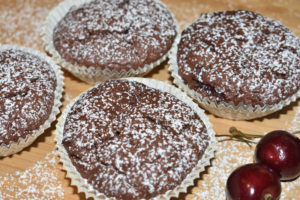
(0, 48, 57, 145)
(0, 152, 64, 200)
(194, 141, 252, 199)
(163, 0, 214, 31)
(53, 0, 177, 71)
(0, 0, 59, 50)
(62, 79, 210, 200)
(288, 106, 300, 132)
(177, 10, 300, 106)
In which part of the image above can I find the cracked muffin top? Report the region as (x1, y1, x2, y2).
(0, 48, 57, 145)
(61, 79, 210, 200)
(177, 10, 300, 107)
(53, 0, 177, 71)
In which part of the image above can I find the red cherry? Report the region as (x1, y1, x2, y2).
(254, 130, 300, 181)
(226, 163, 281, 200)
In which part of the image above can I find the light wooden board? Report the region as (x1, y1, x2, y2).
(0, 0, 299, 199)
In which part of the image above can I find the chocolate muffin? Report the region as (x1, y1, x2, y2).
(43, 0, 178, 83)
(169, 10, 300, 120)
(0, 45, 64, 157)
(56, 78, 216, 200)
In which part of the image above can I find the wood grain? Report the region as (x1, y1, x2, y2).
(0, 0, 299, 199)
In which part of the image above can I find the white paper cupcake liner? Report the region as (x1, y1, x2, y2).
(55, 77, 216, 199)
(168, 36, 300, 120)
(0, 44, 64, 157)
(42, 0, 180, 84)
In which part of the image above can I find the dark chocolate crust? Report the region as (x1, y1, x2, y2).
(177, 10, 300, 106)
(0, 49, 57, 145)
(62, 79, 209, 200)
(53, 0, 177, 71)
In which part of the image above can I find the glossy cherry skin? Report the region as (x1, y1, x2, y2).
(226, 163, 281, 200)
(254, 130, 300, 181)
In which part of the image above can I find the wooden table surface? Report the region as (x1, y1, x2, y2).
(0, 0, 299, 199)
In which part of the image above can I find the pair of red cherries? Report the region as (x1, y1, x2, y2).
(225, 130, 300, 200)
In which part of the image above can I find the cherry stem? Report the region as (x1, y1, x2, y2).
(216, 127, 261, 147)
(229, 127, 263, 138)
(216, 127, 299, 147)
(293, 130, 300, 135)
(264, 194, 273, 200)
